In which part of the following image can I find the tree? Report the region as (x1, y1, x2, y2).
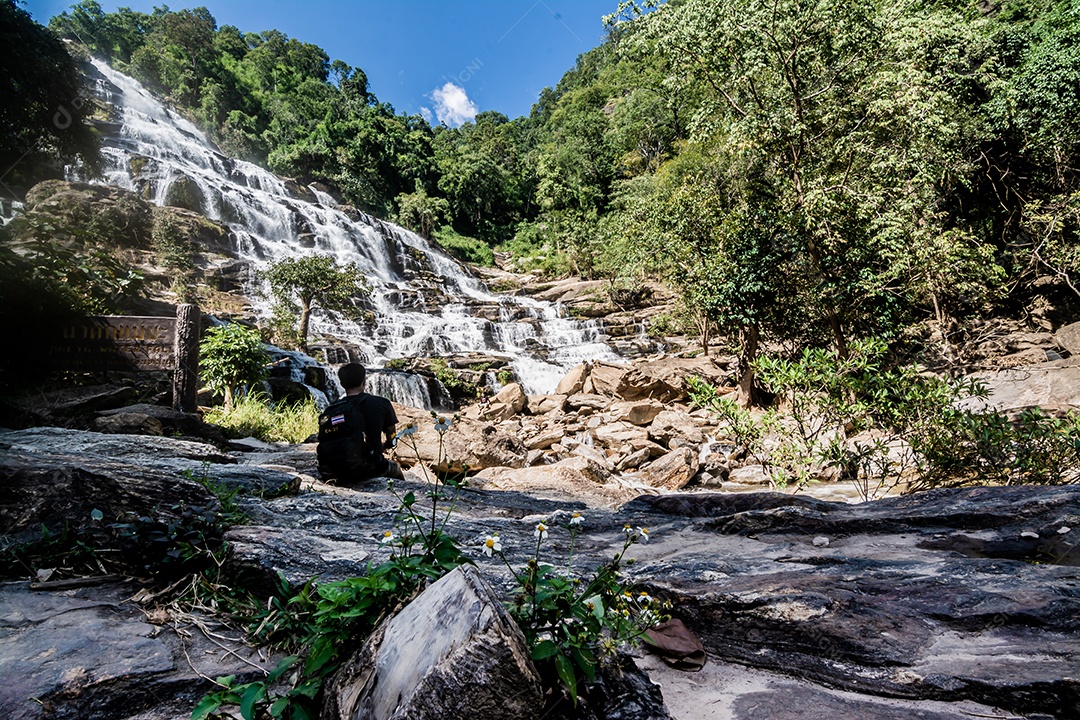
(1, 0, 100, 194)
(199, 323, 269, 409)
(261, 254, 369, 352)
(394, 180, 450, 239)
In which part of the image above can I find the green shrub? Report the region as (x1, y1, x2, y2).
(200, 323, 270, 409)
(204, 394, 319, 444)
(433, 226, 495, 266)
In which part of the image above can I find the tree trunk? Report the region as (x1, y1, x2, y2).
(298, 299, 312, 353)
(735, 324, 760, 409)
(172, 303, 200, 412)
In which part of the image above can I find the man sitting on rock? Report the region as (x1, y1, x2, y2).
(317, 363, 405, 483)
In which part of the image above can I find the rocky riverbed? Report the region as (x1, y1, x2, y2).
(2, 406, 1078, 719)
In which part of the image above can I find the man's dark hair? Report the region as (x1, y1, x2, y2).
(338, 363, 366, 391)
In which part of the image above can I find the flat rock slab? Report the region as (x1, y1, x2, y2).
(636, 654, 1047, 720)
(0, 581, 275, 720)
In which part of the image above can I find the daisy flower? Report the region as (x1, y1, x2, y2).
(535, 522, 549, 541)
(481, 534, 502, 557)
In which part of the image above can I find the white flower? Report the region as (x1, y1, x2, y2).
(638, 527, 650, 543)
(434, 416, 452, 432)
(570, 512, 584, 526)
(397, 424, 417, 438)
(379, 530, 395, 545)
(623, 524, 634, 535)
(535, 522, 549, 541)
(481, 534, 502, 557)
(636, 591, 652, 604)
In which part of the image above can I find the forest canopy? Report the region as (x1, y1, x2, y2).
(27, 0, 1080, 365)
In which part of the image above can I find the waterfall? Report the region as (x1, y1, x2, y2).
(81, 59, 622, 401)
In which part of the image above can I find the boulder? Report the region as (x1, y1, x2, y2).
(593, 421, 651, 451)
(525, 427, 564, 451)
(1057, 321, 1080, 355)
(608, 400, 665, 426)
(964, 361, 1080, 416)
(589, 362, 682, 402)
(555, 363, 590, 396)
(638, 447, 699, 490)
(616, 447, 653, 472)
(97, 403, 205, 435)
(472, 457, 633, 506)
(648, 410, 706, 449)
(492, 383, 529, 414)
(566, 394, 611, 413)
(727, 464, 773, 485)
(93, 412, 164, 436)
(393, 406, 527, 472)
(323, 566, 542, 720)
(531, 394, 567, 414)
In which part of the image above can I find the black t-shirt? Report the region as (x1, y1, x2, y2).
(348, 392, 398, 455)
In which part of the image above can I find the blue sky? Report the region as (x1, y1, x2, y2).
(22, 0, 619, 124)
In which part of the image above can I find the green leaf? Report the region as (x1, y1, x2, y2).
(269, 696, 290, 717)
(240, 682, 265, 720)
(554, 653, 578, 705)
(268, 655, 300, 683)
(190, 695, 222, 720)
(531, 639, 560, 660)
(304, 638, 335, 675)
(90, 508, 104, 521)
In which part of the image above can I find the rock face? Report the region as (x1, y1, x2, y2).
(967, 359, 1080, 416)
(625, 487, 1080, 718)
(324, 566, 543, 720)
(3, 418, 1078, 720)
(0, 427, 306, 573)
(0, 582, 273, 720)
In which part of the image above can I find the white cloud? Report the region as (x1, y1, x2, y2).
(419, 106, 434, 124)
(430, 82, 477, 127)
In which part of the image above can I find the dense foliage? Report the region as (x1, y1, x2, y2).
(41, 0, 1080, 373)
(0, 0, 100, 195)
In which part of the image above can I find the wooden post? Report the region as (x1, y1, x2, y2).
(172, 304, 200, 412)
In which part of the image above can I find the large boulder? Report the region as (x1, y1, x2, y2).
(588, 362, 683, 403)
(323, 566, 542, 720)
(492, 383, 529, 414)
(393, 406, 527, 472)
(638, 447, 700, 491)
(964, 360, 1080, 416)
(648, 410, 706, 449)
(472, 457, 634, 506)
(555, 363, 590, 396)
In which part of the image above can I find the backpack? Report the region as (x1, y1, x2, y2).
(317, 395, 382, 479)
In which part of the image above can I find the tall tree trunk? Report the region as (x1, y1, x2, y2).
(298, 299, 312, 353)
(735, 324, 760, 408)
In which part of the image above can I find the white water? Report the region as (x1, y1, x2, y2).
(83, 60, 621, 399)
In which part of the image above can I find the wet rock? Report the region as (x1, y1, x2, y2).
(323, 566, 542, 720)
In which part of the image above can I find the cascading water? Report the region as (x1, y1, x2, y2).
(81, 59, 622, 401)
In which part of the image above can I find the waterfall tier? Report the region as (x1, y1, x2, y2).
(82, 59, 622, 397)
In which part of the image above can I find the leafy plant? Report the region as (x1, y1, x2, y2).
(482, 517, 667, 707)
(199, 323, 271, 409)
